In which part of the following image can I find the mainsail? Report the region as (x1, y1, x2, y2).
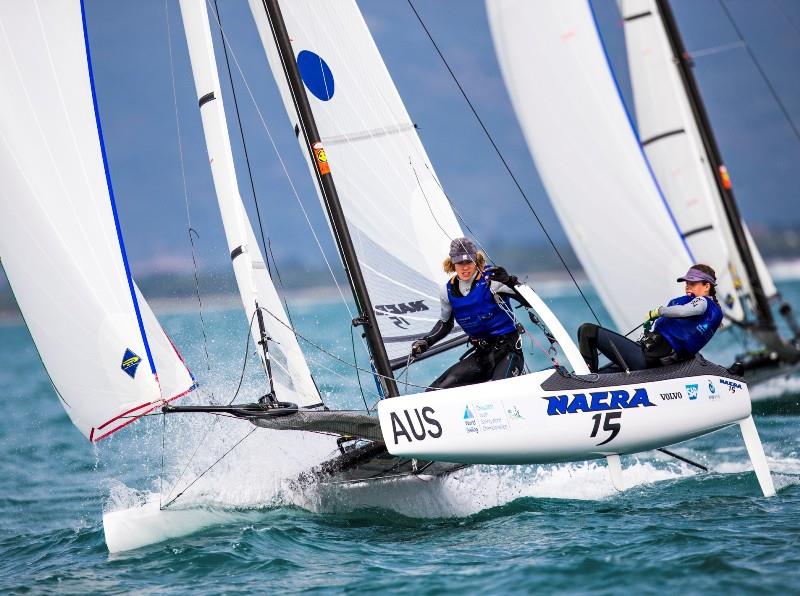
(179, 0, 320, 408)
(247, 0, 466, 362)
(0, 0, 196, 441)
(487, 0, 693, 334)
(619, 0, 777, 321)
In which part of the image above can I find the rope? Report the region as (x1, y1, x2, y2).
(162, 428, 257, 509)
(624, 322, 644, 338)
(717, 0, 800, 144)
(212, 0, 271, 278)
(487, 282, 562, 370)
(350, 324, 370, 412)
(422, 163, 493, 262)
(159, 408, 166, 510)
(258, 306, 435, 391)
(202, 1, 358, 322)
(164, 0, 213, 382)
(161, 309, 259, 506)
(406, 0, 602, 326)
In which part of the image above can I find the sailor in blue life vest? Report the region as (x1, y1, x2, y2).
(411, 237, 530, 390)
(577, 264, 723, 373)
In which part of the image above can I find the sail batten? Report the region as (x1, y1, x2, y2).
(179, 0, 320, 407)
(488, 0, 693, 334)
(248, 0, 466, 362)
(620, 0, 778, 322)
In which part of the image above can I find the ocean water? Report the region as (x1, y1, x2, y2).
(2, 281, 800, 593)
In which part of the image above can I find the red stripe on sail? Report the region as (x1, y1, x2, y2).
(90, 384, 197, 442)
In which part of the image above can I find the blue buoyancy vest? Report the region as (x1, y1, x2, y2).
(654, 295, 723, 356)
(446, 272, 517, 339)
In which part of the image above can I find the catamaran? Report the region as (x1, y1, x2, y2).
(0, 0, 778, 553)
(488, 0, 800, 390)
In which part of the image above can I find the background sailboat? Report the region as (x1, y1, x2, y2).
(488, 0, 800, 387)
(619, 0, 800, 380)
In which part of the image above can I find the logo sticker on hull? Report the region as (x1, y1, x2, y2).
(463, 401, 510, 435)
(720, 378, 743, 393)
(543, 388, 655, 416)
(686, 384, 699, 400)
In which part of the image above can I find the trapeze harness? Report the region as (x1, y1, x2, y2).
(426, 272, 523, 390)
(447, 272, 517, 340)
(652, 295, 723, 361)
(578, 295, 722, 372)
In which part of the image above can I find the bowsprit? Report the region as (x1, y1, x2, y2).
(543, 388, 655, 416)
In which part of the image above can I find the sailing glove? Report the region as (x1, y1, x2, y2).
(487, 266, 518, 287)
(647, 308, 661, 321)
(411, 339, 429, 356)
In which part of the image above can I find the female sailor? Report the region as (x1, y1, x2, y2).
(578, 264, 723, 373)
(411, 237, 529, 390)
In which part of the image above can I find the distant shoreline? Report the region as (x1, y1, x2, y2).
(2, 258, 799, 324)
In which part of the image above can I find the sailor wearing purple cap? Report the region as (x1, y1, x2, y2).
(578, 264, 723, 372)
(411, 237, 531, 390)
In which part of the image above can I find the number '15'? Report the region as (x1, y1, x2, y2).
(590, 411, 622, 446)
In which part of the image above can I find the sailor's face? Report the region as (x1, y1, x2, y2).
(454, 260, 476, 281)
(685, 280, 711, 297)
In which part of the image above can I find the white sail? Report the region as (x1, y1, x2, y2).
(247, 0, 465, 361)
(0, 1, 195, 441)
(620, 0, 778, 316)
(487, 0, 693, 334)
(179, 0, 320, 407)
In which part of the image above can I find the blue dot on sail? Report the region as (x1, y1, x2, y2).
(297, 50, 334, 101)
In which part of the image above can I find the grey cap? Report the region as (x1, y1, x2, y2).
(448, 237, 478, 263)
(677, 267, 716, 286)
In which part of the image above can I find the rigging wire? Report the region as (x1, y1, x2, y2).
(161, 309, 258, 506)
(409, 159, 458, 244)
(212, 0, 272, 278)
(159, 311, 268, 507)
(405, 0, 602, 326)
(771, 0, 800, 40)
(422, 163, 494, 261)
(350, 324, 370, 412)
(159, 410, 166, 510)
(164, 0, 214, 383)
(716, 0, 800, 144)
(259, 306, 435, 391)
(160, 0, 222, 508)
(202, 2, 359, 323)
(208, 1, 353, 398)
(162, 428, 257, 509)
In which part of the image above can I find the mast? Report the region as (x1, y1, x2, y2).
(655, 0, 776, 332)
(258, 0, 399, 397)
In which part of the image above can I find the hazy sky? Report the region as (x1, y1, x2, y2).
(82, 0, 800, 277)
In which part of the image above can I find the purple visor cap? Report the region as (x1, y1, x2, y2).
(677, 267, 716, 285)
